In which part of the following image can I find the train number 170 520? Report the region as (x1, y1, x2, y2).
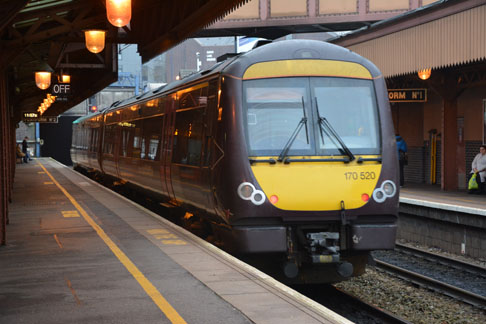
(344, 171, 376, 180)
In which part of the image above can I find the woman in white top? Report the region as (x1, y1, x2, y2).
(471, 145, 486, 193)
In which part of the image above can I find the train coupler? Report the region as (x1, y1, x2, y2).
(306, 232, 341, 264)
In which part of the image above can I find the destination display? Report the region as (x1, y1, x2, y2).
(22, 113, 58, 123)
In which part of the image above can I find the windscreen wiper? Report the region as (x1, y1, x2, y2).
(277, 97, 309, 162)
(314, 98, 355, 162)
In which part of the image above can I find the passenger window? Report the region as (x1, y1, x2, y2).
(132, 120, 143, 158)
(179, 86, 208, 109)
(172, 108, 204, 166)
(103, 124, 116, 154)
(143, 116, 162, 160)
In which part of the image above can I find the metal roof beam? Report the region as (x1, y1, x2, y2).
(0, 0, 29, 34)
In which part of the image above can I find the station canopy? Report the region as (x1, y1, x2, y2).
(0, 0, 247, 121)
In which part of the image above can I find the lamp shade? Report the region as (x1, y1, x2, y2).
(106, 0, 131, 27)
(85, 30, 106, 54)
(35, 71, 51, 90)
(418, 68, 431, 80)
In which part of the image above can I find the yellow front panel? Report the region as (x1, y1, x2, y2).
(251, 157, 382, 211)
(243, 60, 373, 80)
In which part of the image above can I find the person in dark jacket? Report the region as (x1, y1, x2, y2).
(396, 135, 408, 187)
(22, 136, 32, 163)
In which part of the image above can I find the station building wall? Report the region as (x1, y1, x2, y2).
(392, 84, 486, 189)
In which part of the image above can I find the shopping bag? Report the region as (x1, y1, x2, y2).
(468, 173, 479, 190)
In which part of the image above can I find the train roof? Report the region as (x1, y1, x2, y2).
(226, 39, 382, 78)
(74, 39, 382, 125)
(103, 56, 238, 112)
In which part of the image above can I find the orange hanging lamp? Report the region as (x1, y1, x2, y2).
(35, 71, 51, 90)
(418, 68, 431, 80)
(106, 0, 131, 27)
(85, 30, 106, 54)
(60, 74, 71, 83)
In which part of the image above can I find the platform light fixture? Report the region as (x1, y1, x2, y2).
(35, 71, 51, 90)
(59, 74, 71, 83)
(106, 0, 131, 27)
(418, 68, 431, 80)
(84, 30, 106, 54)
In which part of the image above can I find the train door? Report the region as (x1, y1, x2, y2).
(160, 94, 177, 204)
(101, 122, 118, 177)
(202, 79, 221, 213)
(170, 82, 212, 211)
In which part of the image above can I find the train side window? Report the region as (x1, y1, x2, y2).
(131, 120, 143, 158)
(143, 116, 162, 160)
(179, 85, 208, 109)
(90, 128, 99, 152)
(172, 108, 204, 166)
(103, 124, 116, 154)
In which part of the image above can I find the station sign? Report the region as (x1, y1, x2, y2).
(22, 112, 58, 123)
(51, 83, 71, 102)
(388, 89, 427, 102)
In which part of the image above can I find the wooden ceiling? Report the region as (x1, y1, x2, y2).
(0, 0, 247, 121)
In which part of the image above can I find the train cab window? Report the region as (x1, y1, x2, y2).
(311, 78, 380, 155)
(243, 78, 313, 156)
(172, 108, 204, 166)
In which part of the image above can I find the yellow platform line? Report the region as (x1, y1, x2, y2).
(37, 161, 187, 324)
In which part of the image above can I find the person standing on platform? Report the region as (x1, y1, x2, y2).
(396, 134, 408, 187)
(470, 145, 486, 194)
(22, 136, 32, 163)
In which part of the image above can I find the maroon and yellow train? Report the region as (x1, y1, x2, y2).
(72, 40, 399, 283)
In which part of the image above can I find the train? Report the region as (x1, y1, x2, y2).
(71, 39, 399, 284)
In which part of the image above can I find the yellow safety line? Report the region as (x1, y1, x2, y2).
(37, 161, 187, 324)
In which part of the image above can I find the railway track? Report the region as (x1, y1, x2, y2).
(394, 243, 486, 276)
(373, 244, 486, 310)
(293, 284, 412, 324)
(99, 179, 413, 323)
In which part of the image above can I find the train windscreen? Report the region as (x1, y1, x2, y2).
(243, 77, 381, 157)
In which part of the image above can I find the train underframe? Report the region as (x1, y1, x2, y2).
(212, 221, 395, 284)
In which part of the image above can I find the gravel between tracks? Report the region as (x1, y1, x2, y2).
(335, 240, 486, 324)
(335, 267, 486, 323)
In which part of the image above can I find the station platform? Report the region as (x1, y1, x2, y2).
(0, 158, 350, 324)
(400, 184, 486, 216)
(398, 183, 486, 259)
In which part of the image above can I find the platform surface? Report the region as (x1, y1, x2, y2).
(0, 158, 350, 324)
(400, 183, 486, 216)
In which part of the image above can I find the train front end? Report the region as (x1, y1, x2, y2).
(216, 40, 398, 283)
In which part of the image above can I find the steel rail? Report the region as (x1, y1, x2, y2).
(331, 286, 413, 324)
(375, 259, 486, 310)
(395, 243, 486, 275)
(294, 284, 412, 324)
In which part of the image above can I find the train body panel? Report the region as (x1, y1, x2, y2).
(72, 40, 399, 283)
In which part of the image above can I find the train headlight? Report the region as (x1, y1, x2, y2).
(372, 180, 397, 203)
(237, 182, 266, 205)
(382, 180, 397, 197)
(251, 191, 266, 205)
(237, 182, 254, 200)
(372, 188, 386, 203)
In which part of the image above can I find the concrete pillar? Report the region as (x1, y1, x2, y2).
(441, 98, 458, 190)
(0, 72, 7, 245)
